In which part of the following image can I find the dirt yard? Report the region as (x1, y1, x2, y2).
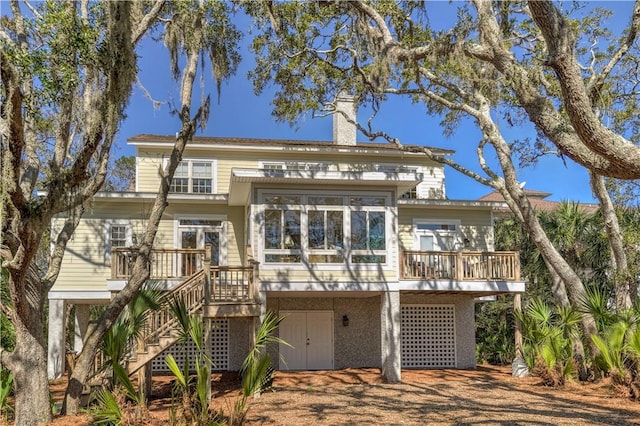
(41, 365, 640, 425)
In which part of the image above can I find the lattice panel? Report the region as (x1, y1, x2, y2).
(401, 305, 456, 368)
(151, 319, 228, 372)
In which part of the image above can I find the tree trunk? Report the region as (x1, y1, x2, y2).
(590, 172, 632, 311)
(487, 131, 601, 358)
(509, 188, 600, 357)
(12, 320, 51, 425)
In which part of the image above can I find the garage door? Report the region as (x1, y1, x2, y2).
(401, 305, 456, 368)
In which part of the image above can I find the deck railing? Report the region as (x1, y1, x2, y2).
(401, 250, 520, 281)
(111, 247, 207, 279)
(110, 246, 259, 304)
(207, 263, 259, 303)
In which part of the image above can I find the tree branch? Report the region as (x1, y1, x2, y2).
(527, 0, 640, 178)
(469, 0, 634, 179)
(132, 0, 166, 45)
(41, 205, 84, 292)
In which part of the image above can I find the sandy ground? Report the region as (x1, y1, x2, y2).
(25, 365, 640, 425)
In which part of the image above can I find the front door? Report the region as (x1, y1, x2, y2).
(279, 311, 333, 370)
(179, 226, 222, 276)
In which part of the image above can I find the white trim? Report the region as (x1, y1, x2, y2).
(261, 279, 526, 293)
(128, 139, 454, 156)
(135, 155, 140, 192)
(257, 189, 393, 270)
(104, 220, 133, 263)
(412, 218, 462, 251)
(48, 291, 111, 300)
(174, 214, 228, 266)
(163, 157, 218, 194)
(258, 160, 330, 172)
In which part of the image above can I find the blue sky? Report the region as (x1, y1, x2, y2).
(115, 1, 636, 203)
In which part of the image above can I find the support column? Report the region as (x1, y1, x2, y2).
(47, 299, 67, 379)
(137, 363, 153, 405)
(512, 293, 529, 377)
(74, 304, 90, 353)
(381, 290, 401, 382)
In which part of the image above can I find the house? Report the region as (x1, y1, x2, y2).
(479, 189, 599, 216)
(47, 97, 524, 383)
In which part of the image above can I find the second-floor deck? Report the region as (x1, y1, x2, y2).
(111, 248, 521, 301)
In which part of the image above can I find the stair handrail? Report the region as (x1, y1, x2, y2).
(134, 245, 212, 357)
(137, 269, 206, 350)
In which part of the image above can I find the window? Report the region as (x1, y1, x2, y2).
(110, 225, 128, 248)
(261, 191, 389, 265)
(400, 187, 418, 199)
(264, 209, 302, 263)
(413, 220, 460, 251)
(260, 161, 328, 172)
(350, 211, 386, 263)
(169, 160, 215, 194)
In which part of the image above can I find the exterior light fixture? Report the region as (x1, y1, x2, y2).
(342, 315, 349, 327)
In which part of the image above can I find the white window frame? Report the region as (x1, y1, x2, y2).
(412, 219, 461, 251)
(105, 220, 133, 263)
(258, 189, 392, 269)
(164, 158, 217, 194)
(174, 215, 227, 266)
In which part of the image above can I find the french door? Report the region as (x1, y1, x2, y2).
(178, 222, 223, 276)
(279, 311, 333, 370)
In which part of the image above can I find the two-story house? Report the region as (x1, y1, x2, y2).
(47, 97, 524, 383)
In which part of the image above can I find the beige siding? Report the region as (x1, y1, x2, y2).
(52, 200, 246, 291)
(398, 207, 494, 252)
(416, 165, 446, 199)
(136, 146, 444, 198)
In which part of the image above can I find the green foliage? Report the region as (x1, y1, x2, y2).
(516, 299, 580, 386)
(92, 389, 123, 425)
(0, 367, 14, 419)
(92, 386, 147, 426)
(475, 296, 515, 365)
(105, 156, 136, 191)
(164, 296, 222, 425)
(0, 269, 15, 352)
(97, 284, 164, 404)
(230, 311, 288, 426)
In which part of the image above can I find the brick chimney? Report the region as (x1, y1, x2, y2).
(333, 94, 356, 146)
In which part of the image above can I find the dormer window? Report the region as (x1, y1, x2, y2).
(169, 159, 216, 194)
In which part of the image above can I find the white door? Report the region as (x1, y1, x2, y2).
(279, 311, 333, 370)
(279, 312, 308, 370)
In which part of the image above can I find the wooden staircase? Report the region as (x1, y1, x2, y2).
(125, 269, 206, 374)
(88, 246, 261, 380)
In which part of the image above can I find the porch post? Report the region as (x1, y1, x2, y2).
(73, 304, 91, 352)
(47, 299, 67, 379)
(381, 290, 401, 382)
(137, 363, 153, 404)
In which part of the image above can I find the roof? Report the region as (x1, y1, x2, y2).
(479, 190, 599, 214)
(479, 189, 552, 201)
(127, 134, 455, 155)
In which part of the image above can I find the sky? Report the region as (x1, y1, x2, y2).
(114, 1, 637, 203)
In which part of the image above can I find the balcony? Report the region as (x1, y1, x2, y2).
(401, 250, 520, 281)
(110, 247, 259, 312)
